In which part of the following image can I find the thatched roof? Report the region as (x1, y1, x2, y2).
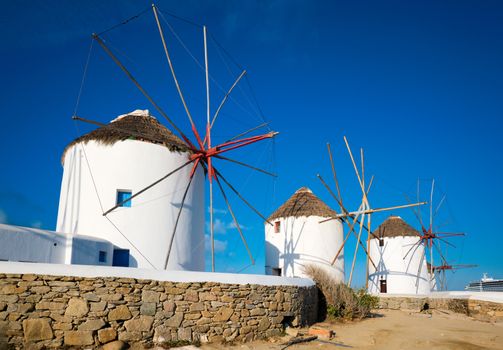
(62, 110, 189, 163)
(372, 216, 419, 239)
(268, 187, 338, 221)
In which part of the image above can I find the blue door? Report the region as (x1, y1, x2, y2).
(112, 249, 130, 267)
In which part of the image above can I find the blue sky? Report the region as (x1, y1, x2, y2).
(1, 0, 502, 290)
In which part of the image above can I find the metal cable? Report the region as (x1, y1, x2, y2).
(73, 39, 94, 117)
(97, 6, 152, 36)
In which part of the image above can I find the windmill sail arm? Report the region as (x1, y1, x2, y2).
(335, 202, 427, 218)
(215, 155, 277, 177)
(224, 122, 269, 143)
(209, 69, 247, 132)
(208, 131, 278, 157)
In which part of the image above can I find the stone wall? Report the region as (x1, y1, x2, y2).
(378, 296, 503, 322)
(0, 273, 317, 348)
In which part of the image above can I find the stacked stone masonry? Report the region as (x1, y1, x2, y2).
(0, 273, 317, 348)
(378, 296, 503, 322)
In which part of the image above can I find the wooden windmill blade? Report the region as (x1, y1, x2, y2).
(403, 191, 426, 231)
(163, 161, 198, 268)
(331, 206, 364, 265)
(429, 179, 435, 271)
(348, 212, 366, 287)
(326, 142, 344, 211)
(344, 140, 372, 287)
(416, 178, 426, 230)
(433, 193, 447, 220)
(152, 4, 203, 147)
(343, 136, 368, 206)
(214, 174, 254, 265)
(318, 174, 378, 269)
(415, 247, 427, 290)
(403, 235, 423, 260)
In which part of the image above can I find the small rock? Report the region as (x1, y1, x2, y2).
(285, 327, 299, 337)
(64, 330, 94, 346)
(65, 298, 89, 317)
(83, 293, 101, 302)
(308, 326, 334, 339)
(142, 290, 160, 303)
(184, 290, 199, 302)
(124, 316, 154, 332)
(213, 307, 233, 322)
(91, 301, 107, 312)
(140, 302, 156, 316)
(23, 318, 53, 342)
(153, 325, 171, 343)
(257, 317, 271, 331)
(165, 312, 183, 327)
(108, 305, 132, 321)
(250, 308, 266, 316)
(189, 302, 204, 312)
(163, 301, 176, 312)
(118, 331, 142, 342)
(79, 318, 106, 331)
(102, 340, 127, 350)
(98, 328, 117, 343)
(178, 327, 192, 341)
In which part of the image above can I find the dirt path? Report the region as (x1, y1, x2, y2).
(199, 309, 503, 350)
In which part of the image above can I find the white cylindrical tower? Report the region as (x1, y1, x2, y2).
(368, 216, 431, 295)
(265, 187, 344, 281)
(56, 110, 205, 271)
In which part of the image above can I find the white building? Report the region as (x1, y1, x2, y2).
(55, 109, 205, 271)
(0, 223, 114, 266)
(368, 216, 432, 295)
(265, 187, 344, 281)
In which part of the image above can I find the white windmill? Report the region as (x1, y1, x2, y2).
(265, 187, 344, 281)
(63, 4, 277, 272)
(401, 179, 474, 291)
(317, 137, 426, 289)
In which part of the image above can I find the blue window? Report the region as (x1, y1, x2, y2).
(117, 190, 132, 207)
(98, 251, 107, 263)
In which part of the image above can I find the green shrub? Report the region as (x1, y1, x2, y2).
(303, 264, 379, 321)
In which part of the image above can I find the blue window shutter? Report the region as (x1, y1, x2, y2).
(117, 190, 132, 207)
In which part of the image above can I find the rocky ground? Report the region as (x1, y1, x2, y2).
(195, 309, 503, 350)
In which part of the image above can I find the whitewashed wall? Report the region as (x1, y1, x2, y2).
(265, 215, 344, 281)
(0, 224, 68, 264)
(57, 139, 205, 271)
(368, 236, 431, 294)
(0, 224, 114, 266)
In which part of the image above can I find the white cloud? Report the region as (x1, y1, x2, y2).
(204, 234, 228, 253)
(207, 207, 228, 215)
(206, 218, 227, 234)
(0, 209, 7, 224)
(227, 221, 249, 230)
(206, 218, 250, 236)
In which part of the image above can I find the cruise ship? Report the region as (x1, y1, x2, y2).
(465, 273, 503, 292)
